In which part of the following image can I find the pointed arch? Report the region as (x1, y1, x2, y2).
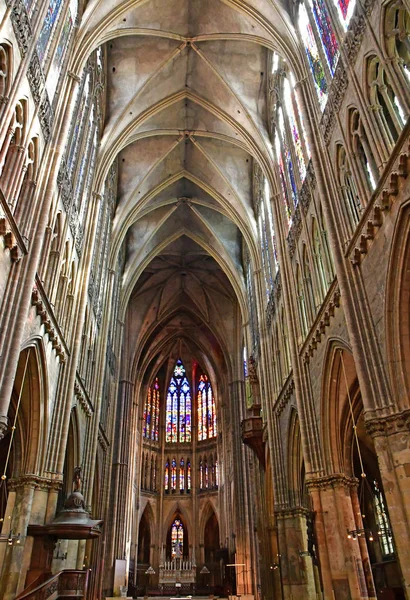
(287, 409, 307, 507)
(385, 200, 410, 408)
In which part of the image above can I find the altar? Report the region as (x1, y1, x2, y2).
(158, 547, 196, 594)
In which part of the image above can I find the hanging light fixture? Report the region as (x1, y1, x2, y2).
(339, 350, 392, 546)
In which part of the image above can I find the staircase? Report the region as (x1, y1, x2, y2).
(15, 569, 90, 600)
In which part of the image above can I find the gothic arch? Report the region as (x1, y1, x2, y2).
(199, 499, 219, 546)
(15, 341, 49, 475)
(138, 503, 155, 564)
(385, 200, 410, 409)
(321, 338, 358, 474)
(163, 506, 191, 559)
(287, 409, 306, 506)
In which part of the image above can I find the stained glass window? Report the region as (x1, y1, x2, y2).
(264, 178, 279, 271)
(143, 378, 160, 441)
(187, 459, 191, 491)
(333, 0, 356, 29)
(373, 480, 394, 557)
(283, 78, 307, 183)
(278, 108, 298, 208)
(259, 215, 273, 298)
(215, 460, 219, 487)
(164, 460, 169, 491)
(171, 458, 177, 491)
(37, 0, 64, 65)
(23, 0, 36, 17)
(180, 459, 185, 491)
(307, 0, 339, 75)
(204, 459, 209, 489)
(47, 0, 78, 99)
(197, 375, 217, 440)
(298, 3, 328, 110)
(199, 459, 203, 489)
(171, 519, 184, 558)
(166, 359, 192, 443)
(275, 135, 292, 228)
(243, 346, 248, 378)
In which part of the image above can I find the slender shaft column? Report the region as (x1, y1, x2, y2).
(0, 72, 81, 438)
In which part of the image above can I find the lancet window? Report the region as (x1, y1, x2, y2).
(197, 375, 217, 441)
(171, 458, 177, 491)
(180, 459, 185, 491)
(270, 61, 311, 230)
(373, 480, 394, 557)
(384, 1, 410, 84)
(0, 44, 11, 102)
(143, 378, 160, 441)
(333, 0, 356, 29)
(165, 359, 191, 443)
(367, 55, 405, 149)
(349, 108, 377, 194)
(336, 144, 361, 230)
(37, 0, 65, 65)
(171, 519, 184, 558)
(88, 163, 116, 324)
(46, 0, 79, 99)
(187, 459, 191, 492)
(297, 2, 329, 110)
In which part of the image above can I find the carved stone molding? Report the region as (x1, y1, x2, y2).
(10, 0, 32, 58)
(303, 284, 341, 364)
(38, 94, 54, 143)
(350, 133, 410, 267)
(27, 51, 46, 107)
(287, 203, 302, 259)
(275, 506, 310, 519)
(0, 416, 8, 440)
(0, 214, 23, 262)
(320, 62, 348, 144)
(8, 474, 63, 492)
(300, 161, 316, 216)
(343, 14, 367, 66)
(74, 379, 93, 418)
(266, 270, 282, 330)
(306, 473, 358, 491)
(31, 286, 66, 362)
(274, 376, 295, 417)
(365, 409, 410, 438)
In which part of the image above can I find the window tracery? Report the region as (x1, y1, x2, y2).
(367, 55, 405, 149)
(384, 1, 410, 84)
(336, 144, 361, 230)
(0, 44, 12, 104)
(171, 518, 184, 558)
(166, 359, 191, 443)
(197, 374, 217, 441)
(349, 108, 377, 194)
(143, 378, 160, 441)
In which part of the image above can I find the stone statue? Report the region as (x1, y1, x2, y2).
(73, 466, 82, 492)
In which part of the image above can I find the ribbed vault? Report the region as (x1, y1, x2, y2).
(70, 0, 299, 381)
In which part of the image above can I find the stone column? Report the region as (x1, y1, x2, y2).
(0, 474, 61, 600)
(366, 411, 410, 598)
(307, 475, 377, 600)
(275, 508, 317, 600)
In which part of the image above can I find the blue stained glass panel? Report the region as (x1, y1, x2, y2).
(37, 0, 64, 65)
(308, 0, 339, 75)
(299, 3, 328, 110)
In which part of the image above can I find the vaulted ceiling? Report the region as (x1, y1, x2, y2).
(74, 0, 299, 381)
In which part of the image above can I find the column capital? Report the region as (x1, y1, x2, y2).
(306, 473, 358, 491)
(8, 473, 63, 492)
(365, 408, 410, 438)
